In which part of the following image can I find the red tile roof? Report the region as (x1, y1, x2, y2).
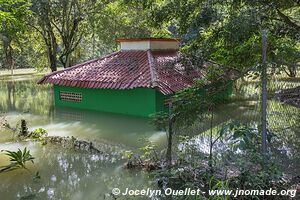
(38, 50, 203, 95)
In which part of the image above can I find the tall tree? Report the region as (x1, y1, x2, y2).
(51, 0, 91, 68)
(149, 0, 300, 76)
(31, 0, 58, 72)
(31, 0, 104, 70)
(0, 0, 30, 74)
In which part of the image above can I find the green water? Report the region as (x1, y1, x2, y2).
(0, 75, 299, 199)
(0, 75, 162, 199)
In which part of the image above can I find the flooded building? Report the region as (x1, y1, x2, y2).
(39, 38, 210, 117)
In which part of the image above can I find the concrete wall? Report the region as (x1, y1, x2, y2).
(120, 40, 179, 51)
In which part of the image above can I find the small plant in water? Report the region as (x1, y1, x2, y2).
(30, 128, 48, 145)
(0, 147, 35, 172)
(33, 171, 41, 182)
(5, 147, 35, 168)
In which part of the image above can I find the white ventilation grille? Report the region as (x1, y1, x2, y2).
(60, 91, 82, 102)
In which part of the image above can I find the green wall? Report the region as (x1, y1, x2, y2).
(53, 82, 233, 117)
(53, 85, 166, 117)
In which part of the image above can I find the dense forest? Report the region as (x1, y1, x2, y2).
(0, 0, 299, 75)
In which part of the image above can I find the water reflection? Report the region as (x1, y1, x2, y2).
(0, 77, 166, 147)
(0, 76, 161, 199)
(0, 76, 54, 116)
(0, 142, 150, 200)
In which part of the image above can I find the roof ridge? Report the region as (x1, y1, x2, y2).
(147, 50, 158, 87)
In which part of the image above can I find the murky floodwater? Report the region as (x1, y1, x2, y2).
(0, 75, 162, 199)
(177, 77, 300, 177)
(0, 75, 299, 199)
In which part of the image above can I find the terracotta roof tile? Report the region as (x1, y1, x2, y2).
(38, 50, 204, 95)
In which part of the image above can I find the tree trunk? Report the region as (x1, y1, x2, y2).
(3, 40, 13, 73)
(65, 53, 71, 68)
(48, 51, 57, 72)
(166, 125, 173, 168)
(209, 108, 214, 173)
(166, 103, 173, 168)
(44, 30, 58, 72)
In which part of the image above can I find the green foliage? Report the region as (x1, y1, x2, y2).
(216, 122, 285, 195)
(139, 138, 159, 162)
(0, 0, 168, 70)
(5, 147, 34, 168)
(219, 121, 259, 151)
(0, 147, 34, 172)
(149, 0, 300, 76)
(29, 128, 48, 145)
(177, 135, 206, 167)
(32, 171, 41, 182)
(122, 150, 134, 160)
(150, 111, 169, 131)
(209, 177, 230, 200)
(147, 121, 286, 199)
(170, 80, 232, 126)
(0, 0, 30, 32)
(30, 128, 47, 138)
(0, 0, 31, 69)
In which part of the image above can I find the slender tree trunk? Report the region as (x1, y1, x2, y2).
(166, 102, 173, 168)
(261, 30, 267, 155)
(209, 108, 214, 173)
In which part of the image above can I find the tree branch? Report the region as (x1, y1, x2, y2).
(276, 9, 300, 31)
(292, 0, 300, 6)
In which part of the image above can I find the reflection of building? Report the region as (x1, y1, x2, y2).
(53, 106, 161, 147)
(54, 106, 155, 133)
(39, 38, 226, 117)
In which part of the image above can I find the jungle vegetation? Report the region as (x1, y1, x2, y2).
(0, 0, 299, 75)
(0, 0, 299, 199)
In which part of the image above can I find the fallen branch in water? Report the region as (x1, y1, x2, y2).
(45, 135, 102, 154)
(0, 116, 17, 132)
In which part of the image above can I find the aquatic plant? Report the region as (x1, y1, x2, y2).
(5, 147, 35, 168)
(0, 147, 35, 172)
(29, 128, 48, 145)
(33, 171, 41, 182)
